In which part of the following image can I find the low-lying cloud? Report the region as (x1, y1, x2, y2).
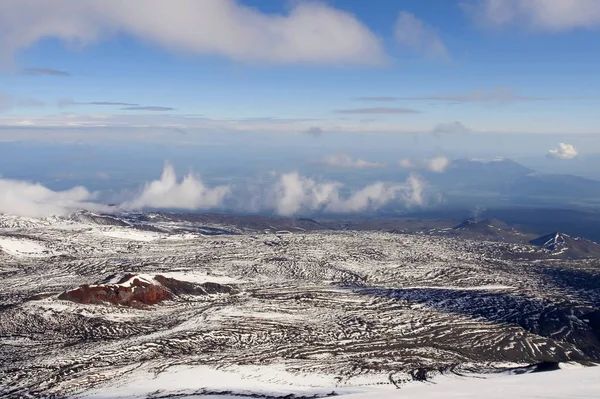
(399, 156, 450, 173)
(1, 163, 433, 218)
(315, 154, 386, 169)
(270, 172, 427, 216)
(0, 177, 106, 217)
(122, 163, 231, 210)
(547, 143, 578, 160)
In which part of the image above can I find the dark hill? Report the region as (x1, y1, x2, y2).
(529, 232, 600, 259)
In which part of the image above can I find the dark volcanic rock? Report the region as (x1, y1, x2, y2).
(154, 275, 238, 296)
(446, 218, 529, 243)
(530, 232, 600, 259)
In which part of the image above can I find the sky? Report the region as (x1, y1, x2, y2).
(1, 0, 600, 217)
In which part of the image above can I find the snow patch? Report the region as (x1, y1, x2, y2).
(97, 229, 163, 242)
(78, 364, 600, 399)
(0, 236, 54, 257)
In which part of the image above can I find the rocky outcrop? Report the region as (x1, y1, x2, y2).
(58, 274, 173, 306)
(154, 275, 238, 296)
(58, 273, 236, 307)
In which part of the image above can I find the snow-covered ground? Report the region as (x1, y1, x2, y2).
(1, 212, 599, 398)
(0, 236, 55, 257)
(349, 365, 600, 399)
(78, 364, 600, 399)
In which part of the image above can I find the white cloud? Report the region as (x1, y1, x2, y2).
(0, 161, 431, 218)
(399, 156, 450, 173)
(0, 0, 386, 65)
(315, 154, 386, 169)
(394, 11, 449, 60)
(0, 177, 106, 217)
(122, 163, 230, 210)
(547, 143, 578, 159)
(404, 174, 427, 207)
(465, 0, 600, 31)
(270, 172, 426, 216)
(427, 156, 451, 172)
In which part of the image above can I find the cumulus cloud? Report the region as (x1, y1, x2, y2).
(0, 0, 386, 65)
(270, 172, 426, 216)
(399, 156, 450, 172)
(0, 177, 105, 217)
(0, 161, 432, 218)
(464, 0, 600, 31)
(394, 11, 450, 60)
(315, 154, 386, 169)
(547, 143, 578, 159)
(122, 163, 230, 211)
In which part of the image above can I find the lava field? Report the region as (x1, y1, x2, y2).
(1, 212, 599, 398)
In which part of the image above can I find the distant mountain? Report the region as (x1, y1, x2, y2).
(508, 173, 600, 198)
(447, 218, 531, 243)
(69, 210, 130, 227)
(430, 158, 600, 200)
(529, 232, 600, 259)
(449, 158, 535, 179)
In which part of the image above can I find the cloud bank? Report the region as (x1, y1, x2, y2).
(394, 11, 449, 60)
(0, 177, 105, 217)
(547, 143, 578, 159)
(315, 154, 386, 169)
(0, 0, 386, 65)
(270, 172, 426, 216)
(399, 156, 450, 173)
(465, 0, 600, 31)
(0, 162, 432, 218)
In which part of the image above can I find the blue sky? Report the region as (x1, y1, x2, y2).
(1, 0, 600, 206)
